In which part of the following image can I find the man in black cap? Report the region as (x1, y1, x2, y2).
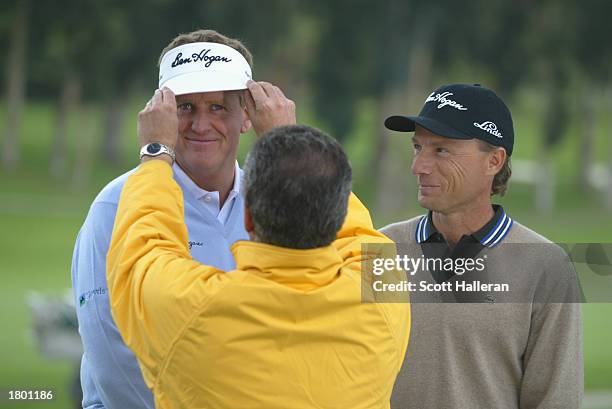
(381, 84, 582, 409)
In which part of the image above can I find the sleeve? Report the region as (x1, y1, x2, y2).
(79, 354, 108, 409)
(519, 248, 583, 409)
(106, 160, 229, 386)
(334, 193, 411, 374)
(72, 202, 155, 409)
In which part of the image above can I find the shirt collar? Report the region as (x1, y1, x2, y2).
(172, 161, 241, 201)
(415, 204, 513, 248)
(229, 161, 241, 198)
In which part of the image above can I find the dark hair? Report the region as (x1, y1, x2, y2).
(478, 141, 512, 196)
(159, 29, 253, 68)
(243, 125, 352, 249)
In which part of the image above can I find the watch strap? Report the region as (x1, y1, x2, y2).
(139, 142, 176, 161)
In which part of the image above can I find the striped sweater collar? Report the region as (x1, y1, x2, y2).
(415, 205, 513, 248)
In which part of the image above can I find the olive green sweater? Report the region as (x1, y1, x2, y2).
(381, 216, 583, 409)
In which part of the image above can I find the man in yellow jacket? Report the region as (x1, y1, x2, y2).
(107, 87, 410, 409)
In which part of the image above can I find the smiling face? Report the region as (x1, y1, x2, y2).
(175, 90, 250, 183)
(411, 125, 501, 214)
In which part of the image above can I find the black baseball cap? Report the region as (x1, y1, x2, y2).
(385, 83, 514, 156)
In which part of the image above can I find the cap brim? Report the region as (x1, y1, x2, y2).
(385, 115, 473, 140)
(161, 71, 249, 95)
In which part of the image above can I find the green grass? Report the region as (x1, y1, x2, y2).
(0, 212, 82, 408)
(584, 304, 612, 390)
(0, 93, 611, 407)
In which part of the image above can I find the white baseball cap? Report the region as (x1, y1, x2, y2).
(158, 42, 252, 95)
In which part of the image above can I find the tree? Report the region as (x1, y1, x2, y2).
(2, 0, 29, 172)
(574, 0, 612, 196)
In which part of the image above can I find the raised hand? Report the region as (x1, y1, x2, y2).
(245, 80, 296, 136)
(137, 87, 179, 150)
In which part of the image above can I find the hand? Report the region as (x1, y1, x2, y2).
(245, 80, 296, 136)
(137, 88, 178, 149)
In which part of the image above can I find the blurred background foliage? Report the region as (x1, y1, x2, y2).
(1, 0, 611, 407)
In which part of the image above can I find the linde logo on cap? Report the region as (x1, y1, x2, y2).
(474, 121, 503, 138)
(158, 42, 252, 95)
(425, 92, 468, 111)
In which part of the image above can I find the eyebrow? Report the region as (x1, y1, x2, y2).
(411, 136, 452, 147)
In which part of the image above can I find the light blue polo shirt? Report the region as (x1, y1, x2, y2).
(71, 163, 248, 409)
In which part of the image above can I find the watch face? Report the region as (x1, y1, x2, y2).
(147, 143, 161, 154)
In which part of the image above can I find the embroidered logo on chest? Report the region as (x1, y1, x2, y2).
(189, 241, 204, 249)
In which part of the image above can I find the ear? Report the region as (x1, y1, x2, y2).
(241, 108, 252, 134)
(486, 148, 506, 176)
(244, 205, 254, 233)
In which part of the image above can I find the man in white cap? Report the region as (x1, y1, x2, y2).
(71, 29, 295, 409)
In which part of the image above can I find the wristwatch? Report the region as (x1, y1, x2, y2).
(139, 142, 175, 161)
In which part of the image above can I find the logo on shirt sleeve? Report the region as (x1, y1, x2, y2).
(78, 287, 107, 307)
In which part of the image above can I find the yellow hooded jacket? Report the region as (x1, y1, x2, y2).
(107, 160, 410, 409)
